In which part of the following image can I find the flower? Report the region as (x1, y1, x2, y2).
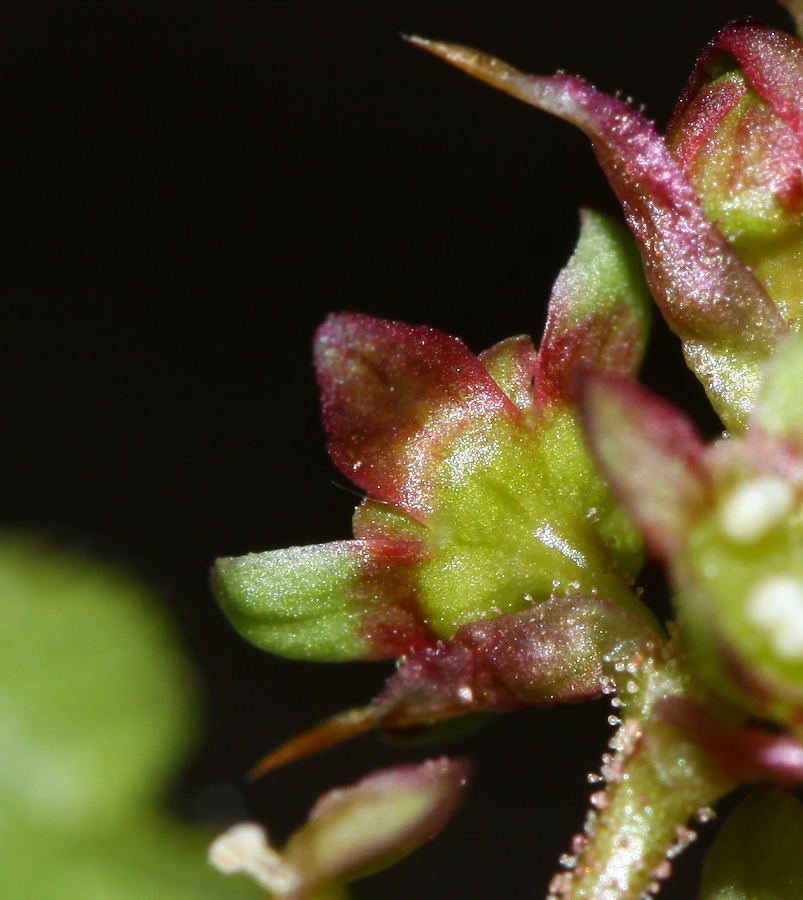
(668, 19, 803, 328)
(214, 209, 657, 669)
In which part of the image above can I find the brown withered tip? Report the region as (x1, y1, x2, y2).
(247, 706, 380, 781)
(403, 34, 525, 93)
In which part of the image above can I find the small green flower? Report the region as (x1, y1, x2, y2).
(215, 210, 655, 665)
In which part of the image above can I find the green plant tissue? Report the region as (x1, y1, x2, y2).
(0, 535, 259, 898)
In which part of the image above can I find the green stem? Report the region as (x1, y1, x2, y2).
(552, 714, 732, 900)
(546, 630, 737, 900)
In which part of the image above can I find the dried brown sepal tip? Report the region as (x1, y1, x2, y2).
(248, 706, 378, 780)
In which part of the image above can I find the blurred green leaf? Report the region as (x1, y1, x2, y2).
(0, 535, 259, 898)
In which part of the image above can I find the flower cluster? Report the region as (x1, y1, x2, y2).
(211, 5, 803, 899)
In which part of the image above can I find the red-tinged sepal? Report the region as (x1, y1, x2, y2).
(410, 37, 789, 431)
(580, 373, 710, 559)
(536, 208, 651, 407)
(374, 595, 659, 727)
(245, 595, 659, 778)
(210, 758, 469, 899)
(669, 21, 803, 324)
(314, 313, 518, 520)
(214, 539, 435, 662)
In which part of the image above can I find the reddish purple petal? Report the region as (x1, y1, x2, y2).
(314, 314, 518, 519)
(580, 373, 710, 559)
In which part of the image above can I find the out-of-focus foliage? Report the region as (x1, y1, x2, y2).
(0, 535, 260, 899)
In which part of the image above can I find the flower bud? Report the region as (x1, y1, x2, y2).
(668, 21, 803, 324)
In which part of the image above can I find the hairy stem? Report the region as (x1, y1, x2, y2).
(551, 713, 731, 900)
(545, 633, 735, 900)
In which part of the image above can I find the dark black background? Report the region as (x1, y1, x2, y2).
(0, 2, 794, 897)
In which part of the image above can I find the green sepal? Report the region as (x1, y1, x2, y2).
(536, 208, 651, 405)
(214, 540, 430, 662)
(754, 331, 803, 441)
(700, 786, 803, 900)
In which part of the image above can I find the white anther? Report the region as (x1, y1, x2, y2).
(719, 476, 794, 543)
(209, 823, 301, 894)
(746, 575, 803, 659)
